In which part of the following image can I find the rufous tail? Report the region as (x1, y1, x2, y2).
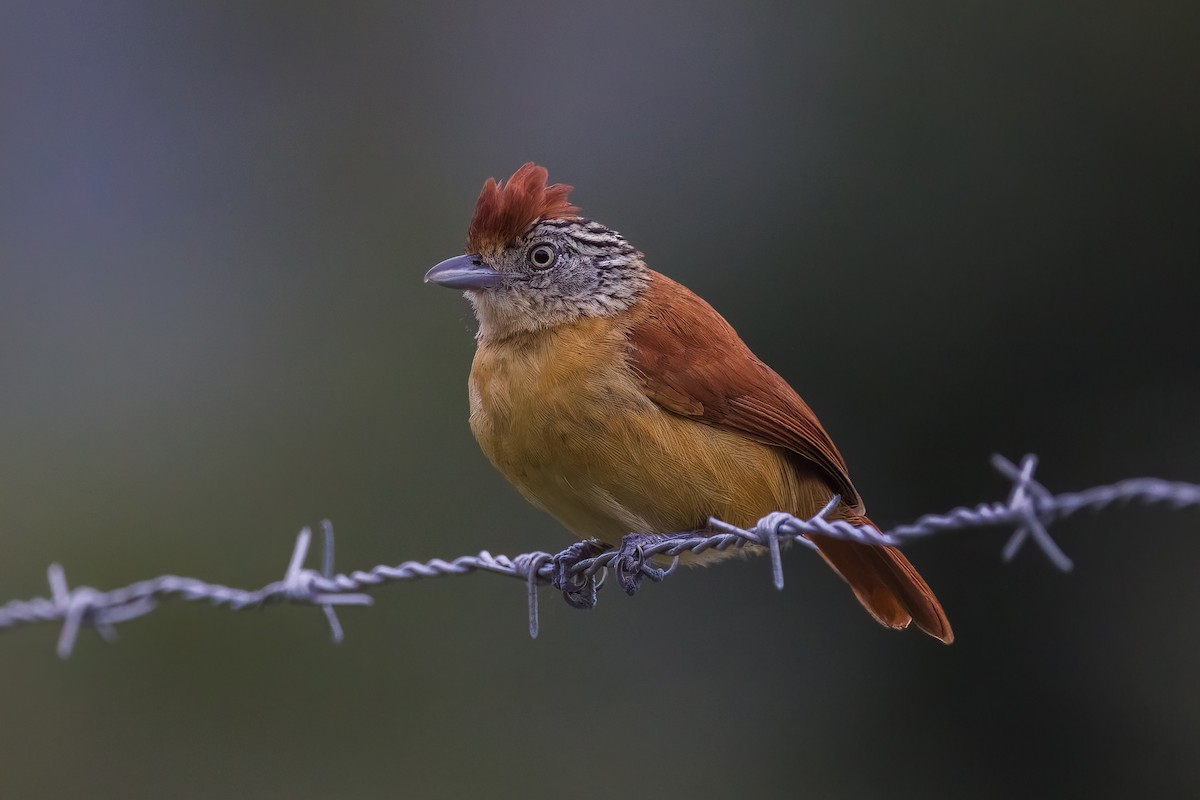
(812, 514, 953, 644)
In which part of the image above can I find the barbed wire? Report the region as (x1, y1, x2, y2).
(1, 454, 1197, 658)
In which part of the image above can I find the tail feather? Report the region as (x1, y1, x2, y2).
(811, 515, 954, 644)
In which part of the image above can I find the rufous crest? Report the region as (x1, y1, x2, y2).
(467, 163, 579, 253)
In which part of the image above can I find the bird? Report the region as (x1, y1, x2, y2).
(424, 162, 953, 643)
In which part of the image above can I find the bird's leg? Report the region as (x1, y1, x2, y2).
(612, 531, 693, 596)
(551, 538, 611, 609)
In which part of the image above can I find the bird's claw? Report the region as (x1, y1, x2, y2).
(613, 534, 680, 596)
(551, 539, 610, 609)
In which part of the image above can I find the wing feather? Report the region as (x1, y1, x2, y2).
(626, 270, 863, 513)
(623, 270, 953, 643)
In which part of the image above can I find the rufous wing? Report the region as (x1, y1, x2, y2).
(625, 270, 862, 512)
(625, 270, 953, 643)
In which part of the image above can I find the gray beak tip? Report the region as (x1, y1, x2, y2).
(424, 254, 504, 290)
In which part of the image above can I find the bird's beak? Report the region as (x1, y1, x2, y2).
(423, 254, 504, 290)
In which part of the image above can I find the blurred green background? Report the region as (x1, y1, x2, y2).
(2, 2, 1198, 798)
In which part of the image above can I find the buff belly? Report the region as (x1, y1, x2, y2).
(468, 319, 832, 560)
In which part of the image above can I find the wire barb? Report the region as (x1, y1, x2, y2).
(0, 454, 1196, 657)
(512, 552, 552, 639)
(993, 455, 1074, 570)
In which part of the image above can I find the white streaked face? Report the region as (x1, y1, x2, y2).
(467, 218, 649, 337)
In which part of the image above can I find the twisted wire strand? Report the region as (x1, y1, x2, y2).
(1, 454, 1196, 657)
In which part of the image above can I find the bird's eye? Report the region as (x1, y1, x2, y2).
(528, 244, 557, 270)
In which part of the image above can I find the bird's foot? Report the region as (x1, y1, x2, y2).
(551, 539, 611, 609)
(612, 532, 685, 596)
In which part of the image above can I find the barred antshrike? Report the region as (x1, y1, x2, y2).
(425, 163, 952, 642)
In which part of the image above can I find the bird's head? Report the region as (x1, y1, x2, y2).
(424, 163, 647, 339)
